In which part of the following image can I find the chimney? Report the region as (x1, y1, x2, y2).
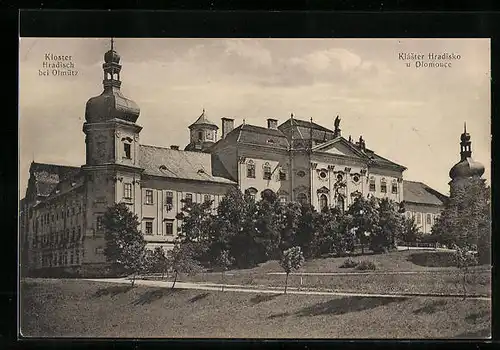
(170, 145, 179, 150)
(267, 118, 278, 129)
(221, 117, 234, 138)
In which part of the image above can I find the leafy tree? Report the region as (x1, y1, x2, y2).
(452, 244, 478, 299)
(315, 207, 343, 256)
(371, 198, 403, 253)
(279, 246, 305, 294)
(102, 203, 147, 286)
(399, 216, 422, 250)
(167, 241, 203, 289)
(295, 204, 320, 259)
(175, 198, 215, 262)
(277, 201, 302, 252)
(253, 190, 283, 261)
(214, 249, 233, 292)
(347, 196, 379, 254)
(213, 188, 260, 268)
(150, 246, 170, 279)
(433, 178, 490, 263)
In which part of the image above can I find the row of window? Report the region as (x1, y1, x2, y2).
(407, 211, 435, 225)
(32, 226, 83, 248)
(126, 185, 215, 207)
(144, 219, 175, 236)
(38, 249, 82, 268)
(37, 206, 82, 226)
(246, 161, 287, 181)
(369, 178, 398, 194)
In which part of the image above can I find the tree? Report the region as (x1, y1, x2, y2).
(433, 178, 490, 263)
(253, 190, 283, 261)
(150, 246, 170, 279)
(295, 204, 320, 259)
(214, 249, 233, 292)
(315, 207, 344, 256)
(214, 188, 260, 268)
(399, 216, 421, 250)
(279, 246, 305, 294)
(167, 241, 203, 289)
(102, 203, 147, 287)
(371, 198, 403, 253)
(452, 244, 478, 299)
(347, 196, 379, 254)
(276, 201, 302, 252)
(175, 198, 215, 263)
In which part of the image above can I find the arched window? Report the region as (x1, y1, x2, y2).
(369, 177, 376, 192)
(319, 194, 328, 211)
(380, 178, 387, 193)
(246, 160, 255, 178)
(297, 193, 308, 205)
(263, 162, 272, 180)
(122, 137, 132, 159)
(245, 187, 258, 201)
(336, 196, 345, 213)
(198, 130, 203, 141)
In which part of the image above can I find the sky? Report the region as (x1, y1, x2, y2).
(19, 38, 491, 197)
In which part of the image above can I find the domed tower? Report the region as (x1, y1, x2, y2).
(449, 122, 485, 196)
(82, 39, 143, 262)
(184, 109, 219, 152)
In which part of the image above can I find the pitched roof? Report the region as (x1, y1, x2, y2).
(279, 117, 334, 133)
(139, 145, 236, 184)
(189, 110, 218, 129)
(219, 124, 290, 149)
(403, 180, 447, 206)
(29, 162, 81, 197)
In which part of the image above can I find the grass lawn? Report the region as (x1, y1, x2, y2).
(144, 250, 491, 297)
(21, 279, 490, 339)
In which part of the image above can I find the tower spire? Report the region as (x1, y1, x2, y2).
(110, 37, 114, 51)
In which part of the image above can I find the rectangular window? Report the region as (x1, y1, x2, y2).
(426, 213, 432, 225)
(417, 213, 422, 225)
(75, 252, 79, 265)
(185, 193, 193, 204)
(145, 221, 153, 235)
(204, 194, 211, 203)
(263, 169, 272, 180)
(381, 182, 387, 193)
(124, 143, 131, 159)
(392, 182, 398, 194)
(96, 216, 103, 231)
(279, 170, 287, 181)
(124, 183, 133, 199)
(145, 189, 154, 204)
(165, 220, 174, 235)
(369, 181, 376, 192)
(165, 191, 173, 208)
(70, 251, 74, 265)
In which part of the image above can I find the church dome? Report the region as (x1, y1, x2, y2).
(85, 88, 140, 123)
(84, 39, 140, 124)
(449, 157, 485, 180)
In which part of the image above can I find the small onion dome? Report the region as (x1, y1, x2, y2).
(85, 87, 140, 123)
(449, 157, 485, 180)
(461, 131, 471, 143)
(104, 49, 121, 64)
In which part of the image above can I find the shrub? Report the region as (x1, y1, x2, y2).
(340, 258, 359, 268)
(355, 260, 377, 271)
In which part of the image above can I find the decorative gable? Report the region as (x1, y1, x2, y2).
(312, 137, 368, 159)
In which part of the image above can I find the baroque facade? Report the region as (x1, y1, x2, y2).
(20, 44, 448, 274)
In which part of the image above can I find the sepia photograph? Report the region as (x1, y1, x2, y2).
(19, 37, 491, 338)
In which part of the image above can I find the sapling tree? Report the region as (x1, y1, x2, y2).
(214, 249, 233, 292)
(167, 242, 203, 289)
(279, 246, 305, 294)
(452, 244, 478, 299)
